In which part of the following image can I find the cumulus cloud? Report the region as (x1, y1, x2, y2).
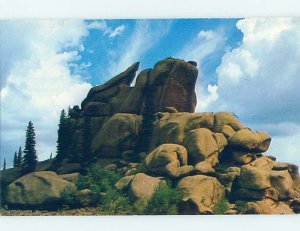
(206, 18, 300, 164)
(176, 29, 225, 112)
(87, 20, 125, 38)
(0, 20, 92, 166)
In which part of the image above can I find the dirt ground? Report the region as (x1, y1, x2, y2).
(0, 207, 103, 216)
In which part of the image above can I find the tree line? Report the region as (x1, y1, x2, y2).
(3, 106, 92, 172)
(56, 108, 92, 164)
(2, 121, 38, 173)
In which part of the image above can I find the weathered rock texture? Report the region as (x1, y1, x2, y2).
(2, 58, 300, 215)
(5, 171, 76, 208)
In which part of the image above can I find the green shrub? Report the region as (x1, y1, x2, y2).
(100, 188, 133, 215)
(130, 163, 147, 175)
(144, 183, 182, 215)
(75, 165, 133, 214)
(83, 167, 121, 193)
(213, 197, 229, 215)
(60, 188, 78, 209)
(235, 200, 248, 214)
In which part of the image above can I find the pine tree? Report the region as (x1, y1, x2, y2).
(3, 158, 6, 170)
(50, 152, 53, 159)
(13, 152, 18, 167)
(22, 121, 38, 173)
(56, 109, 73, 161)
(17, 147, 23, 167)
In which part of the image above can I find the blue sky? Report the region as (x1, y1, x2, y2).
(1, 18, 300, 167)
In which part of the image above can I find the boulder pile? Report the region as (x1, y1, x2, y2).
(1, 58, 300, 214)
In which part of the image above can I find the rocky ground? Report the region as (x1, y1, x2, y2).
(0, 207, 102, 216)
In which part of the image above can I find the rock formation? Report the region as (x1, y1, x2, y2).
(1, 58, 300, 214)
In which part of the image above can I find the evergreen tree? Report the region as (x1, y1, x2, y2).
(17, 147, 23, 167)
(50, 152, 53, 159)
(22, 121, 38, 173)
(56, 109, 69, 160)
(13, 152, 18, 167)
(3, 158, 6, 170)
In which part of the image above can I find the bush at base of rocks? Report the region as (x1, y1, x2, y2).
(75, 165, 134, 215)
(213, 197, 229, 215)
(144, 183, 182, 215)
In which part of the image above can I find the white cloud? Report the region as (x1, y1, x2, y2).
(177, 29, 224, 65)
(176, 29, 225, 112)
(205, 18, 300, 165)
(0, 20, 92, 166)
(197, 84, 219, 110)
(212, 18, 300, 124)
(108, 25, 125, 38)
(107, 20, 172, 78)
(266, 129, 300, 167)
(87, 20, 125, 38)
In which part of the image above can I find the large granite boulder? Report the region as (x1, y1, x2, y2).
(176, 175, 225, 214)
(150, 112, 215, 149)
(91, 113, 142, 157)
(128, 173, 164, 202)
(228, 129, 271, 152)
(5, 171, 76, 208)
(271, 169, 300, 200)
(145, 144, 194, 178)
(183, 128, 226, 166)
(238, 157, 274, 189)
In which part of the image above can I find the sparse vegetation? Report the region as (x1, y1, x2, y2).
(144, 183, 182, 215)
(60, 188, 78, 209)
(75, 165, 133, 215)
(130, 163, 147, 175)
(235, 200, 248, 214)
(213, 197, 229, 215)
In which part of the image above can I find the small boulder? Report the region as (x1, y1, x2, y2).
(128, 173, 164, 202)
(213, 112, 244, 132)
(115, 175, 135, 191)
(290, 198, 300, 213)
(220, 125, 236, 139)
(245, 199, 294, 214)
(231, 151, 256, 164)
(194, 161, 215, 175)
(216, 167, 241, 193)
(256, 131, 272, 152)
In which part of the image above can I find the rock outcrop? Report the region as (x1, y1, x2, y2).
(79, 58, 198, 116)
(2, 58, 299, 215)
